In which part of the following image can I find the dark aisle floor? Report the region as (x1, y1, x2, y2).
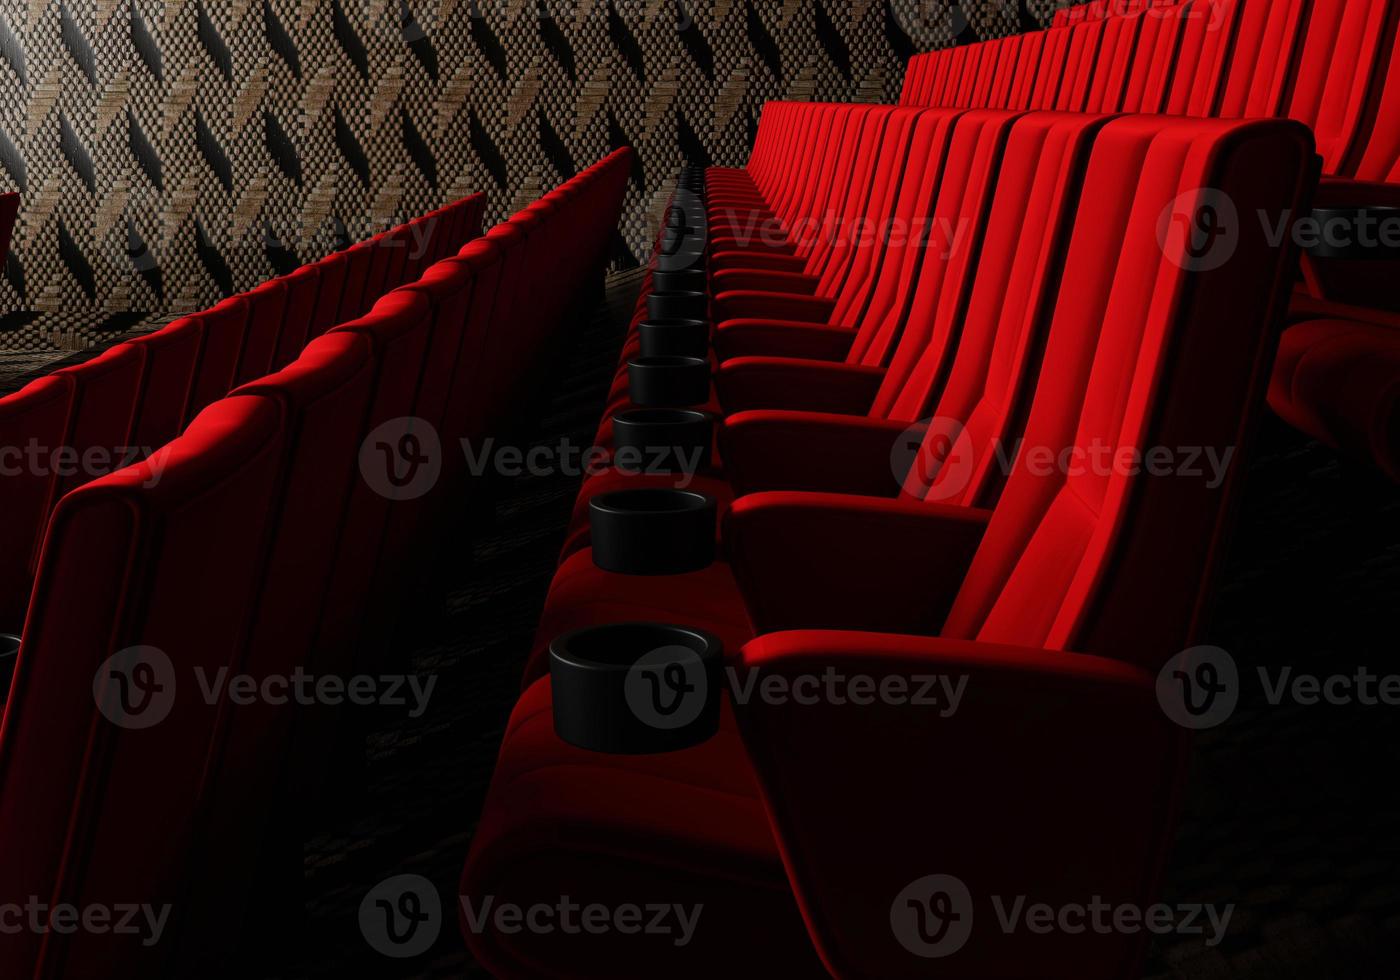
(269, 268, 1399, 979)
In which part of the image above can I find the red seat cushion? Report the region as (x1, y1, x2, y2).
(459, 677, 825, 979)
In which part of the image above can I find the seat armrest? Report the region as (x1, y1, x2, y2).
(713, 290, 838, 324)
(712, 269, 820, 296)
(724, 492, 990, 634)
(716, 357, 883, 415)
(1312, 177, 1400, 210)
(710, 251, 809, 275)
(729, 629, 1187, 980)
(722, 410, 913, 496)
(714, 320, 857, 362)
(1303, 181, 1400, 259)
(708, 238, 797, 257)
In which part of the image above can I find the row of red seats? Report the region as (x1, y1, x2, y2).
(905, 0, 1400, 478)
(458, 102, 1313, 976)
(0, 151, 630, 977)
(0, 195, 485, 633)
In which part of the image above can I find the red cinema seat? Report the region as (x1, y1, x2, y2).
(1269, 313, 1400, 480)
(0, 376, 74, 631)
(307, 252, 349, 339)
(47, 344, 144, 501)
(336, 239, 376, 323)
(177, 332, 379, 965)
(270, 264, 321, 370)
(233, 278, 290, 386)
(0, 394, 287, 979)
(312, 291, 434, 671)
(185, 294, 250, 422)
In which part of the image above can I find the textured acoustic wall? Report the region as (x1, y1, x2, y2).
(0, 1, 1053, 315)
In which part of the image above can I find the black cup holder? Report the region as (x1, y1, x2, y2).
(638, 318, 710, 359)
(589, 489, 717, 575)
(611, 408, 714, 473)
(657, 248, 706, 274)
(550, 622, 722, 754)
(1305, 207, 1400, 260)
(652, 269, 706, 295)
(647, 290, 708, 321)
(628, 355, 710, 407)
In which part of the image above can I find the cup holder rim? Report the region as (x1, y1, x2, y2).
(638, 317, 708, 330)
(628, 354, 708, 368)
(648, 288, 707, 300)
(0, 633, 21, 657)
(613, 408, 712, 426)
(591, 488, 714, 516)
(1311, 205, 1400, 219)
(549, 621, 721, 672)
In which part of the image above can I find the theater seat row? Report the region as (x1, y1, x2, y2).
(457, 103, 1314, 976)
(906, 0, 1400, 477)
(0, 150, 630, 978)
(0, 194, 486, 632)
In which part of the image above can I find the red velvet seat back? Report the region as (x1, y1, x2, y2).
(0, 376, 74, 631)
(185, 294, 249, 422)
(127, 317, 200, 451)
(830, 107, 946, 333)
(180, 333, 378, 957)
(233, 278, 289, 386)
(0, 395, 286, 979)
(868, 110, 1029, 417)
(307, 252, 349, 338)
(944, 115, 1314, 669)
(49, 343, 144, 501)
(315, 291, 433, 666)
(336, 240, 375, 322)
(898, 112, 1111, 505)
(270, 263, 320, 370)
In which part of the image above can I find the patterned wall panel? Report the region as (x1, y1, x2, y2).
(0, 1, 1052, 315)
